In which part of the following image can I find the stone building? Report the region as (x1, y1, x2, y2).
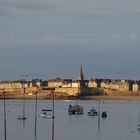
(31, 79, 47, 87)
(54, 65, 97, 96)
(88, 78, 102, 88)
(47, 77, 64, 88)
(0, 81, 22, 90)
(100, 79, 112, 89)
(100, 79, 133, 91)
(132, 81, 140, 92)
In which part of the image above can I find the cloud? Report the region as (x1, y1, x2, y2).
(43, 33, 79, 42)
(0, 0, 138, 18)
(65, 33, 77, 38)
(0, 0, 63, 16)
(128, 33, 138, 40)
(0, 0, 140, 21)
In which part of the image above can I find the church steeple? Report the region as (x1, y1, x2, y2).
(77, 64, 84, 81)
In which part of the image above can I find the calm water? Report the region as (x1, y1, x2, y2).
(0, 99, 140, 140)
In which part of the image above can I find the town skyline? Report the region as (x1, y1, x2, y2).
(1, 64, 140, 82)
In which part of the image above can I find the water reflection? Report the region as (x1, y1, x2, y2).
(97, 130, 102, 140)
(0, 100, 140, 140)
(34, 135, 37, 140)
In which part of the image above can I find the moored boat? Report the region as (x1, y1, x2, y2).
(87, 108, 98, 116)
(68, 103, 83, 115)
(39, 109, 52, 118)
(101, 111, 107, 118)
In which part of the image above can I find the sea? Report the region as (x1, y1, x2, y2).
(0, 99, 140, 140)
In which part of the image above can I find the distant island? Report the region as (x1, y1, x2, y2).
(0, 65, 140, 100)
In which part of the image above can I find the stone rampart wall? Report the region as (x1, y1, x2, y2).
(54, 87, 80, 95)
(0, 87, 36, 94)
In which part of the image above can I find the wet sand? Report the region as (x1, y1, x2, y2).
(1, 94, 140, 100)
(77, 95, 140, 100)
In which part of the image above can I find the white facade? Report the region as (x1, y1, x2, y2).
(132, 83, 139, 91)
(72, 82, 80, 87)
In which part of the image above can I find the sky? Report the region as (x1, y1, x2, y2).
(0, 0, 140, 81)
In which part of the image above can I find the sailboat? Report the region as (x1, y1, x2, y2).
(17, 87, 27, 120)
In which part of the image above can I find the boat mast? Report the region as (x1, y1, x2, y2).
(52, 91, 55, 140)
(21, 74, 28, 120)
(23, 87, 26, 119)
(3, 91, 7, 140)
(34, 91, 38, 137)
(98, 93, 101, 131)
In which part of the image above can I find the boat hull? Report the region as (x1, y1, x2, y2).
(17, 116, 27, 120)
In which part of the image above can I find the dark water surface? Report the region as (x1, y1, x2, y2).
(0, 100, 140, 140)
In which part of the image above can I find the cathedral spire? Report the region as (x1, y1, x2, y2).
(77, 64, 84, 81)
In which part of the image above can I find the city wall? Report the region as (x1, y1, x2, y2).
(54, 87, 100, 96)
(54, 87, 80, 96)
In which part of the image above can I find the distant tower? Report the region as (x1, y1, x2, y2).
(77, 65, 84, 81)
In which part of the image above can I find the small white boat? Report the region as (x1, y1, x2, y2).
(39, 109, 52, 118)
(87, 108, 98, 116)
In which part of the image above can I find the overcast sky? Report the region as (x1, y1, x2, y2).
(0, 0, 140, 80)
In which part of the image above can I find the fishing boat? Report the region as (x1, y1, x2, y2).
(68, 103, 84, 115)
(87, 108, 98, 116)
(39, 109, 52, 118)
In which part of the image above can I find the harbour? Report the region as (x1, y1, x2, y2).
(1, 0, 140, 139)
(0, 100, 140, 140)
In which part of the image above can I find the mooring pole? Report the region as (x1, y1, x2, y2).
(52, 92, 55, 140)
